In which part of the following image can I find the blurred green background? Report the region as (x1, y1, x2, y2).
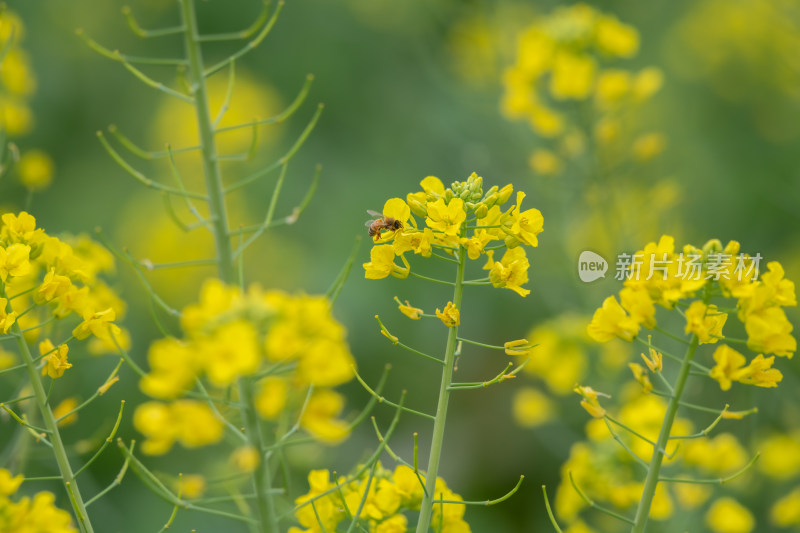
(2, 0, 800, 531)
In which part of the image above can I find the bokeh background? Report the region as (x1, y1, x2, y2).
(2, 0, 800, 531)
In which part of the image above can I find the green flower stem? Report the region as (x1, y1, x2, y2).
(415, 245, 466, 533)
(179, 1, 276, 530)
(1, 291, 95, 533)
(180, 0, 234, 284)
(238, 377, 279, 533)
(630, 334, 699, 533)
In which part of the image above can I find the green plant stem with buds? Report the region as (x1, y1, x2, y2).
(1, 286, 95, 533)
(415, 244, 467, 533)
(631, 334, 700, 533)
(178, 1, 277, 531)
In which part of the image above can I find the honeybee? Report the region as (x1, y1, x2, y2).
(365, 210, 402, 240)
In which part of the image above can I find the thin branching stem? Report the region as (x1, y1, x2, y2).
(1, 287, 95, 532)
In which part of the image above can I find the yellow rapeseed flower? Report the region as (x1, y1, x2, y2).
(425, 197, 466, 237)
(395, 297, 423, 319)
(684, 301, 727, 344)
(0, 298, 17, 334)
(435, 301, 460, 327)
(40, 339, 71, 379)
(484, 247, 531, 297)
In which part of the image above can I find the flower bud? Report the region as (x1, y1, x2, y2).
(473, 203, 488, 219)
(444, 189, 455, 203)
(467, 172, 483, 194)
(702, 239, 723, 256)
(496, 184, 514, 205)
(481, 193, 499, 210)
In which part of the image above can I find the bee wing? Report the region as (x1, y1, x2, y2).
(365, 219, 375, 227)
(366, 210, 383, 218)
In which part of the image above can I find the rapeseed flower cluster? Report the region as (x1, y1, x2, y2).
(559, 235, 795, 531)
(500, 3, 664, 176)
(0, 469, 76, 533)
(134, 278, 356, 454)
(290, 465, 470, 533)
(363, 172, 542, 297)
(588, 236, 795, 391)
(0, 10, 55, 189)
(0, 211, 127, 351)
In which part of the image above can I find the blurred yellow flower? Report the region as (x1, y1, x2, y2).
(255, 376, 289, 420)
(705, 497, 754, 533)
(16, 149, 54, 191)
(52, 397, 78, 428)
(231, 445, 260, 474)
(529, 148, 562, 176)
(300, 389, 349, 444)
(513, 387, 555, 427)
(770, 487, 800, 527)
(177, 474, 206, 499)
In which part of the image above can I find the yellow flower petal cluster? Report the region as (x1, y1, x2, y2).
(291, 465, 470, 533)
(682, 433, 748, 475)
(364, 173, 542, 298)
(136, 278, 356, 449)
(709, 345, 782, 391)
(133, 400, 224, 455)
(0, 212, 128, 362)
(500, 4, 662, 174)
(0, 468, 77, 532)
(588, 235, 797, 364)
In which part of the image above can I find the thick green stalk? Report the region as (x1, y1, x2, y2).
(415, 246, 467, 533)
(179, 0, 234, 284)
(630, 335, 699, 533)
(1, 290, 94, 533)
(179, 2, 276, 531)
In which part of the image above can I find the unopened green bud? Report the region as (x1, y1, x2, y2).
(474, 203, 488, 219)
(702, 239, 723, 256)
(444, 189, 455, 203)
(496, 184, 514, 205)
(482, 193, 499, 209)
(467, 172, 483, 193)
